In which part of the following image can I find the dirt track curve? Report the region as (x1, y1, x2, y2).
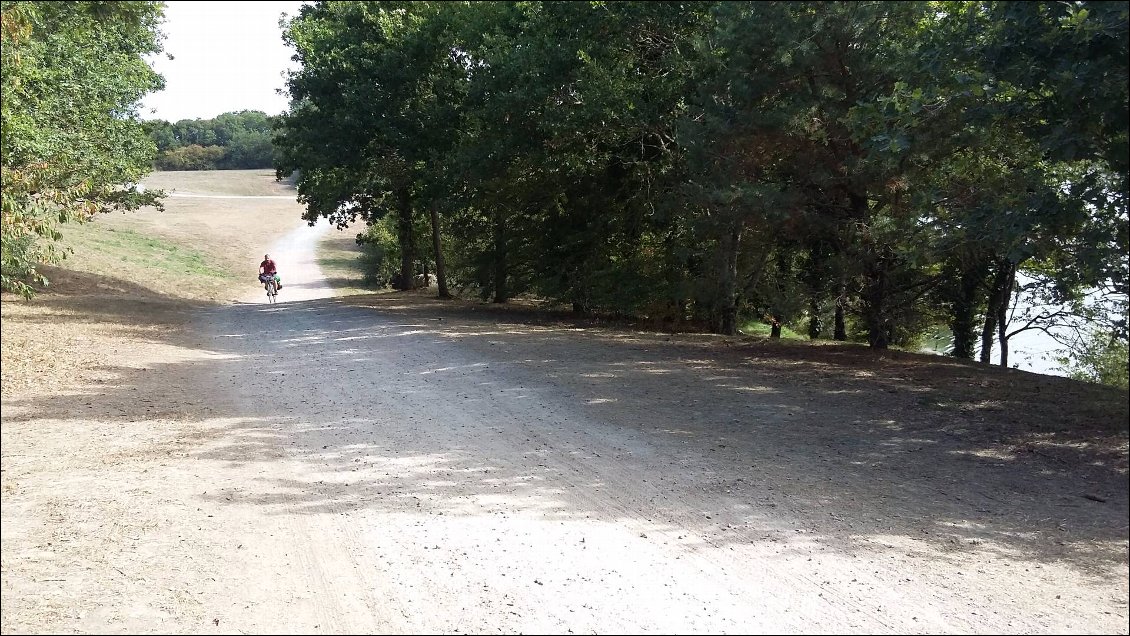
(2, 220, 1127, 634)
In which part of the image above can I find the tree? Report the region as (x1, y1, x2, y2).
(146, 110, 278, 170)
(154, 144, 227, 171)
(276, 1, 469, 296)
(1, 1, 166, 297)
(1059, 328, 1130, 390)
(933, 1, 1129, 364)
(446, 1, 711, 311)
(272, 0, 1126, 366)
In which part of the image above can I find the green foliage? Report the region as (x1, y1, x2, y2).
(154, 144, 227, 171)
(355, 218, 400, 287)
(739, 319, 805, 341)
(1059, 330, 1130, 390)
(148, 110, 278, 170)
(1, 0, 166, 298)
(275, 0, 1128, 369)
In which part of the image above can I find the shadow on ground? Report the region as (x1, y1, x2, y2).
(5, 289, 1127, 578)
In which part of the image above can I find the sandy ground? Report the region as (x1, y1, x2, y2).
(2, 174, 1127, 634)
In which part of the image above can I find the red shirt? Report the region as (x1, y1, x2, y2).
(260, 259, 277, 274)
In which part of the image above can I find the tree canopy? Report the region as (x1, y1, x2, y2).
(145, 110, 279, 170)
(1, 0, 166, 297)
(273, 1, 1124, 382)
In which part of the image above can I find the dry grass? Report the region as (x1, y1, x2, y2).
(0, 296, 191, 399)
(142, 169, 297, 197)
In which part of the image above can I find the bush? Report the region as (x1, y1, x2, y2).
(356, 218, 399, 287)
(1059, 331, 1130, 390)
(155, 144, 227, 171)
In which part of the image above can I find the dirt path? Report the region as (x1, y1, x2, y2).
(2, 213, 1127, 633)
(242, 218, 332, 304)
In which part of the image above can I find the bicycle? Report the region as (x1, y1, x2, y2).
(260, 273, 280, 303)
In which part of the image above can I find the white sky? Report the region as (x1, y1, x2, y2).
(140, 1, 308, 122)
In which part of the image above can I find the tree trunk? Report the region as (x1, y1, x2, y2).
(997, 300, 1009, 368)
(980, 258, 1013, 364)
(861, 236, 894, 349)
(845, 192, 876, 343)
(570, 263, 592, 315)
(492, 211, 507, 303)
(718, 223, 742, 336)
(979, 305, 997, 364)
(950, 265, 982, 358)
(395, 187, 415, 290)
(429, 207, 450, 299)
(834, 288, 847, 340)
(863, 258, 890, 349)
(807, 296, 822, 339)
(997, 262, 1016, 368)
(670, 298, 686, 326)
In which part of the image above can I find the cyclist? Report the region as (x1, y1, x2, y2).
(259, 254, 281, 291)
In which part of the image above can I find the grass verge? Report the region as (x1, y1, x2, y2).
(55, 221, 237, 301)
(739, 319, 806, 340)
(316, 224, 386, 297)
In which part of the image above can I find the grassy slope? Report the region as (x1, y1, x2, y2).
(38, 170, 304, 302)
(57, 224, 235, 298)
(2, 170, 305, 398)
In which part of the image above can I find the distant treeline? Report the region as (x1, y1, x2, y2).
(143, 110, 277, 170)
